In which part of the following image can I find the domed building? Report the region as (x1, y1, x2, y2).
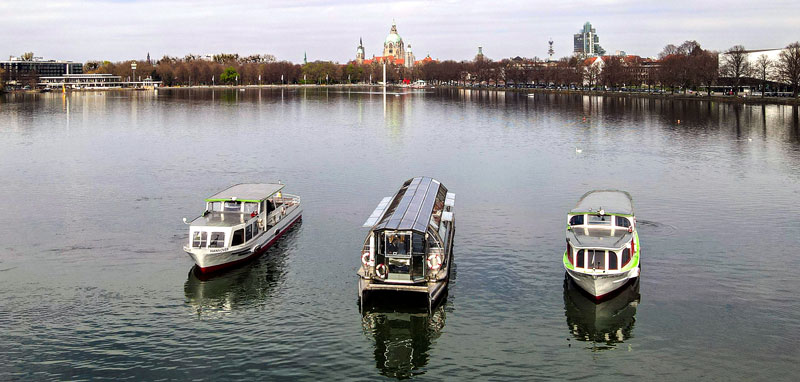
(356, 21, 425, 68)
(382, 22, 405, 60)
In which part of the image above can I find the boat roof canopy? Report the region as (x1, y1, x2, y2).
(569, 190, 634, 216)
(371, 176, 448, 233)
(205, 183, 285, 203)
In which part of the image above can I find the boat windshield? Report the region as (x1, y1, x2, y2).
(192, 230, 226, 248)
(587, 214, 612, 225)
(386, 233, 411, 255)
(224, 201, 241, 212)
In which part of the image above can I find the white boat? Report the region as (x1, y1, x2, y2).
(563, 190, 640, 299)
(357, 177, 456, 310)
(183, 183, 302, 273)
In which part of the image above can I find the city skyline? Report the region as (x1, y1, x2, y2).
(1, 0, 798, 63)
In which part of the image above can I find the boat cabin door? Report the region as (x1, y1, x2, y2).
(379, 231, 426, 281)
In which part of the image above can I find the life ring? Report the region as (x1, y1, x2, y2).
(281, 207, 286, 217)
(257, 218, 264, 229)
(427, 253, 443, 270)
(361, 252, 370, 266)
(375, 263, 387, 278)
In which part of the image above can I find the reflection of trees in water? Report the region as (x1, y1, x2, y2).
(183, 224, 299, 317)
(361, 296, 449, 379)
(563, 276, 640, 351)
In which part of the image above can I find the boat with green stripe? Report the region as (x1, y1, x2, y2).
(563, 190, 640, 299)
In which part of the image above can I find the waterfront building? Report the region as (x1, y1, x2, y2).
(574, 22, 605, 57)
(715, 47, 792, 94)
(38, 73, 161, 89)
(0, 57, 82, 86)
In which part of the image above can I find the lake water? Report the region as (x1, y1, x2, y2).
(1, 88, 799, 380)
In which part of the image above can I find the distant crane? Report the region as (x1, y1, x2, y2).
(548, 38, 554, 62)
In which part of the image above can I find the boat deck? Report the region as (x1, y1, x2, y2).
(568, 227, 633, 249)
(191, 212, 252, 227)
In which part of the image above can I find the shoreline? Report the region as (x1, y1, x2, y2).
(5, 84, 798, 106)
(439, 85, 800, 106)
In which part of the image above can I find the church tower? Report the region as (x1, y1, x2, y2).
(356, 37, 365, 64)
(405, 44, 415, 67)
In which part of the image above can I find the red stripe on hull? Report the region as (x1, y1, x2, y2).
(198, 215, 302, 273)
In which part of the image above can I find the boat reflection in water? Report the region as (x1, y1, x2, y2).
(361, 294, 449, 379)
(563, 275, 641, 350)
(184, 223, 299, 317)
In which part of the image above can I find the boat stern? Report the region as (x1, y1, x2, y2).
(566, 268, 635, 299)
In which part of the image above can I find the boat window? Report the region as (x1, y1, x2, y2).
(231, 229, 244, 246)
(588, 250, 605, 269)
(576, 249, 585, 268)
(412, 233, 425, 254)
(588, 215, 612, 225)
(192, 231, 207, 248)
(245, 224, 253, 242)
(209, 202, 223, 212)
(567, 243, 573, 264)
(608, 251, 618, 270)
(615, 216, 631, 227)
(244, 202, 258, 214)
(621, 248, 631, 267)
(208, 232, 225, 248)
(386, 233, 410, 255)
(224, 201, 242, 212)
(569, 215, 584, 225)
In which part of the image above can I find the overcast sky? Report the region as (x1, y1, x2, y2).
(1, 0, 798, 63)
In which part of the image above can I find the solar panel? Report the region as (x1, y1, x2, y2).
(363, 196, 392, 227)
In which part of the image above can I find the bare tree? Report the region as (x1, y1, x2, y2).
(721, 45, 751, 95)
(754, 54, 773, 97)
(694, 50, 719, 96)
(776, 42, 800, 97)
(658, 44, 678, 59)
(601, 56, 625, 88)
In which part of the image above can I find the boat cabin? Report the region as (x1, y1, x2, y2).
(362, 177, 455, 283)
(188, 183, 289, 251)
(565, 190, 637, 273)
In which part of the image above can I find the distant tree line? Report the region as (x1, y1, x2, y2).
(82, 42, 800, 96)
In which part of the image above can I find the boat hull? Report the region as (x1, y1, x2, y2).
(186, 207, 302, 273)
(565, 266, 639, 299)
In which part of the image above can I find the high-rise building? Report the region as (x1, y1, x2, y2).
(573, 22, 605, 57)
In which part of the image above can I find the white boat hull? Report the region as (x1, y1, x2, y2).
(566, 266, 639, 299)
(186, 205, 302, 272)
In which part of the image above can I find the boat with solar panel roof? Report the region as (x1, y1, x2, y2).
(182, 183, 302, 273)
(564, 190, 640, 299)
(358, 176, 456, 309)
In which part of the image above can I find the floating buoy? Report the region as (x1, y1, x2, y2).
(575, 148, 583, 154)
(677, 119, 681, 124)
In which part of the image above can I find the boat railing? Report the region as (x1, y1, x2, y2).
(273, 193, 300, 206)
